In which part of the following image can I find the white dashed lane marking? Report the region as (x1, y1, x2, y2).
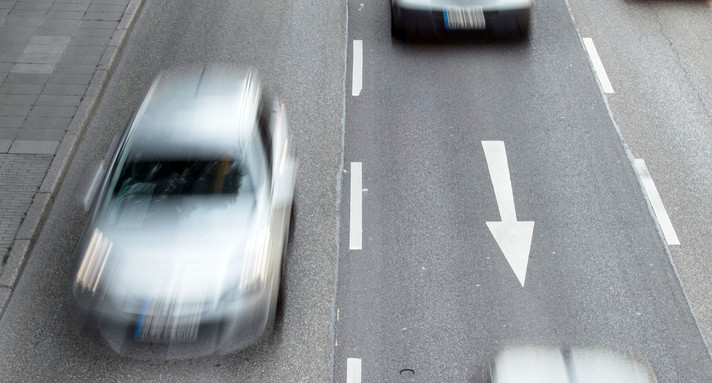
(635, 159, 680, 246)
(582, 38, 614, 94)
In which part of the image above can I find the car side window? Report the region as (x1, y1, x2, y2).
(257, 100, 272, 171)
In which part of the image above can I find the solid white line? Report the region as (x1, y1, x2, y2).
(347, 358, 362, 383)
(582, 38, 614, 94)
(635, 159, 680, 245)
(352, 40, 363, 96)
(349, 162, 362, 250)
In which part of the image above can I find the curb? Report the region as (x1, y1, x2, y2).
(0, 0, 146, 318)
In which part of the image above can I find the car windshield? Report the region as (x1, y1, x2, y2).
(103, 153, 256, 228)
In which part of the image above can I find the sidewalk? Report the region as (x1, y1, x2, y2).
(0, 0, 143, 316)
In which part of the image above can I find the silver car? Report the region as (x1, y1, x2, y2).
(391, 0, 532, 39)
(73, 65, 296, 356)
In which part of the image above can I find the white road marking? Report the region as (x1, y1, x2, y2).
(347, 358, 362, 383)
(350, 162, 363, 250)
(635, 159, 680, 245)
(352, 40, 363, 96)
(482, 141, 535, 287)
(582, 38, 614, 94)
(83, 162, 105, 211)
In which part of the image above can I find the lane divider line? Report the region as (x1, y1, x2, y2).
(347, 358, 362, 383)
(352, 40, 363, 96)
(635, 159, 680, 246)
(582, 37, 614, 94)
(350, 162, 363, 250)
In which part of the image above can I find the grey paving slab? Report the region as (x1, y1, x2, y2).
(67, 36, 111, 46)
(0, 25, 37, 36)
(35, 94, 81, 106)
(3, 15, 44, 26)
(0, 118, 23, 129)
(40, 84, 86, 95)
(3, 73, 49, 84)
(0, 34, 33, 44)
(0, 2, 14, 10)
(0, 44, 29, 54)
(45, 10, 85, 19)
(0, 83, 44, 94)
(15, 129, 65, 141)
(57, 53, 102, 65)
(0, 53, 20, 62)
(79, 20, 118, 29)
(87, 4, 126, 13)
(16, 53, 61, 64)
(12, 2, 52, 11)
(0, 140, 10, 153)
(0, 128, 19, 139)
(92, 0, 129, 5)
(83, 12, 122, 21)
(36, 25, 78, 35)
(20, 43, 66, 55)
(8, 140, 58, 154)
(28, 105, 76, 118)
(0, 105, 31, 118)
(0, 94, 37, 105)
(63, 45, 105, 56)
(47, 73, 93, 85)
(7, 10, 47, 18)
(10, 63, 54, 74)
(74, 26, 115, 37)
(28, 35, 71, 46)
(49, 3, 90, 12)
(23, 116, 72, 129)
(39, 18, 80, 29)
(53, 63, 95, 74)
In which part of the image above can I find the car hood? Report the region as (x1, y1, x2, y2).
(77, 198, 267, 314)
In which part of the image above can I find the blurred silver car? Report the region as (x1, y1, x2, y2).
(391, 0, 532, 39)
(73, 65, 296, 356)
(489, 346, 658, 383)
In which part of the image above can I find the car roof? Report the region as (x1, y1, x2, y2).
(126, 64, 262, 160)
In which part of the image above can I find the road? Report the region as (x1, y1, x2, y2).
(333, 0, 712, 382)
(1, 0, 712, 382)
(0, 0, 345, 381)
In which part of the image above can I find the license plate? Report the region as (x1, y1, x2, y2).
(444, 6, 486, 30)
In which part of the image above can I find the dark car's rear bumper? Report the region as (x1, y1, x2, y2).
(392, 5, 530, 39)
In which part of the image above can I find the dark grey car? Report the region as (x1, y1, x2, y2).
(73, 65, 296, 357)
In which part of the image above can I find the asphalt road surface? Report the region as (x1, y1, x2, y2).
(1, 0, 712, 382)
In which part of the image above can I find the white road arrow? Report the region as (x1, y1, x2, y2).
(482, 141, 534, 287)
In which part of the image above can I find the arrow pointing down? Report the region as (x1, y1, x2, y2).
(482, 141, 534, 287)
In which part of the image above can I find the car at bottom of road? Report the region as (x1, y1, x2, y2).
(489, 346, 658, 383)
(391, 0, 531, 40)
(72, 64, 296, 356)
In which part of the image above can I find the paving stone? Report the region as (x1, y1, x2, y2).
(0, 25, 37, 36)
(49, 3, 90, 12)
(41, 84, 86, 95)
(10, 64, 54, 74)
(87, 4, 126, 13)
(0, 128, 20, 139)
(12, 2, 52, 11)
(28, 105, 76, 118)
(0, 34, 33, 44)
(63, 45, 105, 56)
(0, 118, 23, 129)
(74, 27, 115, 37)
(21, 43, 68, 55)
(47, 73, 93, 85)
(0, 83, 44, 94)
(0, 94, 37, 105)
(7, 10, 47, 18)
(29, 35, 71, 46)
(0, 2, 14, 10)
(0, 105, 31, 118)
(35, 94, 81, 106)
(55, 0, 92, 3)
(92, 0, 129, 5)
(9, 140, 58, 154)
(36, 25, 78, 35)
(16, 53, 62, 64)
(53, 64, 95, 74)
(0, 43, 29, 54)
(23, 116, 72, 130)
(4, 73, 50, 84)
(45, 10, 85, 19)
(16, 129, 65, 141)
(0, 140, 10, 153)
(3, 15, 44, 26)
(84, 12, 122, 21)
(0, 53, 20, 62)
(68, 36, 111, 46)
(79, 20, 118, 29)
(39, 18, 81, 29)
(57, 53, 102, 65)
